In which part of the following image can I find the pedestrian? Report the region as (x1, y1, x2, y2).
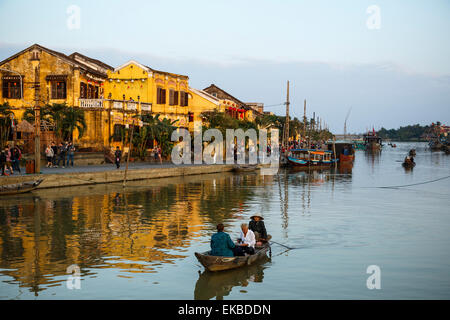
(45, 145, 54, 167)
(0, 149, 6, 176)
(153, 146, 159, 163)
(57, 142, 67, 168)
(67, 142, 75, 167)
(51, 142, 58, 167)
(11, 146, 21, 173)
(114, 146, 122, 169)
(4, 146, 13, 175)
(158, 146, 162, 164)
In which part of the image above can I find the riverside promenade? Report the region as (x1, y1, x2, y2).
(0, 162, 238, 190)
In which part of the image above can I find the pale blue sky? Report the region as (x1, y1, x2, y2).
(0, 0, 449, 132)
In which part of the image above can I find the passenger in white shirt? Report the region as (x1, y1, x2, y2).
(234, 223, 256, 256)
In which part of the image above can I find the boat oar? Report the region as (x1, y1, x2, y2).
(269, 241, 296, 250)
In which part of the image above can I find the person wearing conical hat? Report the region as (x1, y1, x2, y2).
(249, 214, 269, 245)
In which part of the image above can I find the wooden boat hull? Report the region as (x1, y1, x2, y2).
(287, 157, 338, 169)
(287, 157, 308, 166)
(233, 165, 258, 172)
(366, 143, 381, 151)
(195, 243, 271, 272)
(402, 162, 415, 169)
(339, 154, 354, 163)
(0, 179, 44, 196)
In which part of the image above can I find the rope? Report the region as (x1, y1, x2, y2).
(374, 175, 450, 189)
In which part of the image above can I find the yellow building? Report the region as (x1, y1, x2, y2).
(0, 43, 112, 151)
(0, 45, 258, 153)
(104, 61, 223, 148)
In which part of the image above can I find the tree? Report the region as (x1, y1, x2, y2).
(0, 102, 14, 149)
(125, 114, 178, 159)
(61, 107, 87, 140)
(22, 103, 69, 139)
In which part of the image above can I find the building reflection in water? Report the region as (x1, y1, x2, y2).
(0, 173, 267, 296)
(0, 167, 353, 297)
(194, 256, 271, 300)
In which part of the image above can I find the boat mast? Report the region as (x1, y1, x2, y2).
(283, 80, 290, 155)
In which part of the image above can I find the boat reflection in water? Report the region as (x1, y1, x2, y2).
(194, 256, 271, 300)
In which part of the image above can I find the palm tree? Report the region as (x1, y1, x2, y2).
(22, 103, 68, 139)
(155, 117, 178, 158)
(0, 102, 14, 149)
(61, 107, 87, 140)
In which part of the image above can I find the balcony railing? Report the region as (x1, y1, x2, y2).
(141, 103, 152, 112)
(79, 99, 104, 109)
(127, 102, 137, 111)
(112, 101, 123, 109)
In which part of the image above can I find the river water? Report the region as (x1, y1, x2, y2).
(0, 142, 449, 300)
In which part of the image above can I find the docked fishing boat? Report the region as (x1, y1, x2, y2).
(363, 130, 382, 151)
(326, 141, 355, 163)
(0, 179, 44, 196)
(195, 242, 271, 272)
(353, 139, 366, 150)
(287, 149, 337, 168)
(233, 164, 258, 173)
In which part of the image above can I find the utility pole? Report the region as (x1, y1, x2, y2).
(303, 99, 307, 144)
(123, 118, 135, 188)
(31, 55, 41, 174)
(283, 80, 290, 154)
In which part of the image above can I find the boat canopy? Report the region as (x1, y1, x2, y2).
(290, 149, 332, 153)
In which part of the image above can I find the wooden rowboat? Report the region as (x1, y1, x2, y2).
(233, 164, 258, 172)
(195, 242, 271, 272)
(0, 179, 44, 196)
(402, 160, 415, 169)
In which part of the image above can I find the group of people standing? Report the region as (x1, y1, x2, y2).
(113, 145, 162, 169)
(210, 215, 270, 257)
(44, 141, 75, 168)
(0, 145, 22, 176)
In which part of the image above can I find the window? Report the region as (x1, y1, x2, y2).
(169, 89, 179, 106)
(180, 91, 188, 106)
(80, 82, 87, 98)
(188, 112, 194, 122)
(51, 81, 66, 99)
(2, 78, 22, 99)
(157, 87, 166, 104)
(88, 84, 94, 99)
(113, 124, 124, 142)
(174, 90, 179, 105)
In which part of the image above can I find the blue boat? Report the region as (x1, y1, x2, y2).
(287, 149, 338, 168)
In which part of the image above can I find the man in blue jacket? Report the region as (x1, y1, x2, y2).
(210, 223, 235, 257)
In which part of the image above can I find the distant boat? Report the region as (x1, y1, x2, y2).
(363, 130, 382, 151)
(402, 158, 415, 169)
(287, 149, 337, 168)
(0, 179, 44, 196)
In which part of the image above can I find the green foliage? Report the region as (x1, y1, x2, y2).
(0, 102, 14, 149)
(127, 114, 178, 159)
(201, 110, 257, 136)
(255, 113, 333, 141)
(22, 103, 86, 140)
(61, 107, 87, 140)
(378, 124, 430, 141)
